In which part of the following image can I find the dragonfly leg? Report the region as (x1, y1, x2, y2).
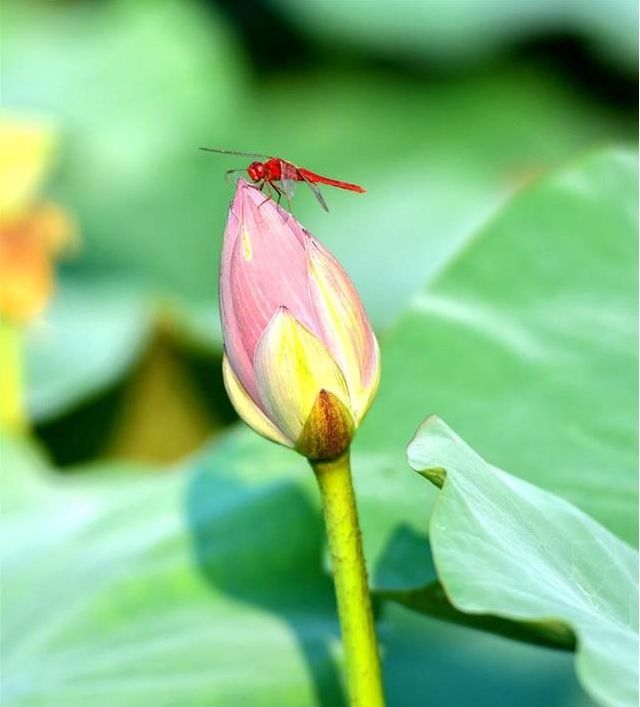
(257, 182, 274, 209)
(259, 180, 287, 210)
(271, 182, 294, 222)
(269, 182, 284, 206)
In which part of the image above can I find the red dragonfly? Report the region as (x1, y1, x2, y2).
(200, 148, 365, 212)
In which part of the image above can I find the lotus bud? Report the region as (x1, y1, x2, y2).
(220, 180, 379, 461)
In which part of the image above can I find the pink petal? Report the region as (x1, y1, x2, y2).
(219, 181, 322, 400)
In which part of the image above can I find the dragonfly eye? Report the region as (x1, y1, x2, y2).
(247, 162, 265, 181)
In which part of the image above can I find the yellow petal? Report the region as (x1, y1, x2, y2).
(254, 309, 352, 443)
(0, 117, 56, 217)
(222, 354, 292, 447)
(306, 239, 380, 421)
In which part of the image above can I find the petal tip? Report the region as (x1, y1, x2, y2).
(295, 389, 355, 461)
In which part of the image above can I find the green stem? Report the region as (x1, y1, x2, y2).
(0, 318, 27, 434)
(311, 451, 386, 707)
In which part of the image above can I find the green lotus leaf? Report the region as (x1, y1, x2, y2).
(402, 416, 638, 707)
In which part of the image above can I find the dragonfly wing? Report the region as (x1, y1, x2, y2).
(199, 147, 268, 159)
(279, 161, 299, 201)
(299, 172, 329, 212)
(224, 168, 247, 184)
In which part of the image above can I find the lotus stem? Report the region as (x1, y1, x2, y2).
(312, 450, 386, 707)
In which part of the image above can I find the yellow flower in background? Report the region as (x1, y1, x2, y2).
(0, 116, 76, 433)
(0, 116, 75, 323)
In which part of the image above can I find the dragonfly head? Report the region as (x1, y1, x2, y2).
(247, 161, 265, 182)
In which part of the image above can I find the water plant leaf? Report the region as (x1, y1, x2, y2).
(355, 148, 638, 592)
(24, 275, 152, 422)
(273, 0, 637, 70)
(2, 433, 592, 707)
(403, 416, 638, 707)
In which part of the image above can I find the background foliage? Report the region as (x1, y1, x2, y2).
(2, 1, 637, 705)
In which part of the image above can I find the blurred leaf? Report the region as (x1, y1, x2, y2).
(1, 434, 344, 707)
(17, 41, 632, 419)
(24, 274, 153, 422)
(3, 0, 237, 421)
(23, 271, 226, 424)
(273, 0, 637, 71)
(3, 0, 633, 332)
(354, 148, 638, 589)
(160, 296, 223, 354)
(2, 433, 594, 706)
(402, 416, 638, 707)
(105, 333, 217, 463)
(2, 0, 244, 302)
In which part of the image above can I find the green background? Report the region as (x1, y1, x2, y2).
(2, 1, 637, 705)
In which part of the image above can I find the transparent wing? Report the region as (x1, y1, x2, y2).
(299, 172, 329, 212)
(199, 147, 268, 159)
(224, 168, 247, 184)
(279, 161, 299, 201)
